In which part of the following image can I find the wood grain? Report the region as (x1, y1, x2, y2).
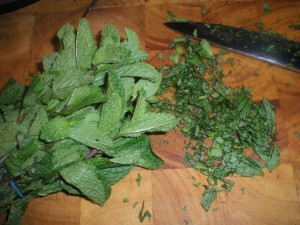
(0, 0, 300, 224)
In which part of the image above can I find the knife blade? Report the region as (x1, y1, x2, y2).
(164, 22, 300, 73)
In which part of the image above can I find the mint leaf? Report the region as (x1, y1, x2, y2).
(52, 23, 76, 72)
(98, 73, 126, 138)
(99, 165, 133, 185)
(116, 62, 161, 83)
(61, 85, 107, 115)
(123, 28, 148, 61)
(59, 161, 111, 206)
(0, 78, 25, 106)
(93, 24, 131, 64)
(109, 135, 163, 169)
(42, 53, 58, 72)
(133, 78, 161, 99)
(119, 90, 177, 137)
(40, 117, 70, 142)
(1, 19, 177, 224)
(28, 105, 48, 137)
(68, 110, 113, 151)
(0, 122, 21, 158)
(49, 139, 87, 170)
(90, 157, 133, 185)
(52, 70, 92, 100)
(75, 18, 97, 70)
(4, 140, 44, 177)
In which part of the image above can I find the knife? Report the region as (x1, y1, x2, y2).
(164, 22, 300, 73)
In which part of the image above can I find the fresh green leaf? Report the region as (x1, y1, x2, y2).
(123, 28, 148, 61)
(4, 140, 45, 177)
(0, 122, 20, 158)
(0, 78, 25, 106)
(75, 18, 97, 70)
(98, 73, 126, 138)
(0, 19, 177, 224)
(40, 117, 70, 142)
(109, 135, 163, 169)
(116, 62, 161, 83)
(61, 85, 107, 115)
(49, 139, 87, 170)
(59, 161, 111, 206)
(119, 90, 177, 137)
(68, 110, 113, 151)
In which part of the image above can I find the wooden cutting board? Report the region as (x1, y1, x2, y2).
(0, 0, 300, 224)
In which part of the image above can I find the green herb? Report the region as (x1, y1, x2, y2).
(136, 173, 142, 186)
(212, 207, 219, 212)
(193, 182, 201, 187)
(184, 219, 189, 225)
(289, 24, 300, 30)
(201, 3, 207, 15)
(123, 197, 130, 202)
(263, 3, 272, 14)
(133, 201, 139, 209)
(138, 200, 152, 223)
(0, 18, 177, 224)
(157, 52, 164, 60)
(240, 187, 245, 195)
(193, 29, 198, 38)
(294, 131, 300, 138)
(166, 11, 189, 22)
(154, 31, 280, 211)
(182, 205, 187, 212)
(201, 187, 218, 211)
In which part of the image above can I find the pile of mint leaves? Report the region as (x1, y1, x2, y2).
(0, 18, 177, 225)
(154, 36, 280, 210)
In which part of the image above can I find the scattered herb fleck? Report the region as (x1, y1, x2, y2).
(193, 29, 198, 38)
(154, 29, 280, 210)
(240, 187, 245, 195)
(157, 52, 164, 60)
(294, 131, 300, 138)
(123, 197, 130, 202)
(193, 182, 201, 187)
(138, 200, 152, 223)
(263, 3, 272, 14)
(133, 202, 139, 209)
(212, 207, 219, 212)
(201, 3, 207, 15)
(167, 11, 189, 22)
(285, 83, 292, 88)
(289, 24, 300, 30)
(136, 173, 142, 186)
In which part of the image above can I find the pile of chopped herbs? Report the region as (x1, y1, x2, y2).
(0, 19, 177, 225)
(154, 36, 280, 211)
